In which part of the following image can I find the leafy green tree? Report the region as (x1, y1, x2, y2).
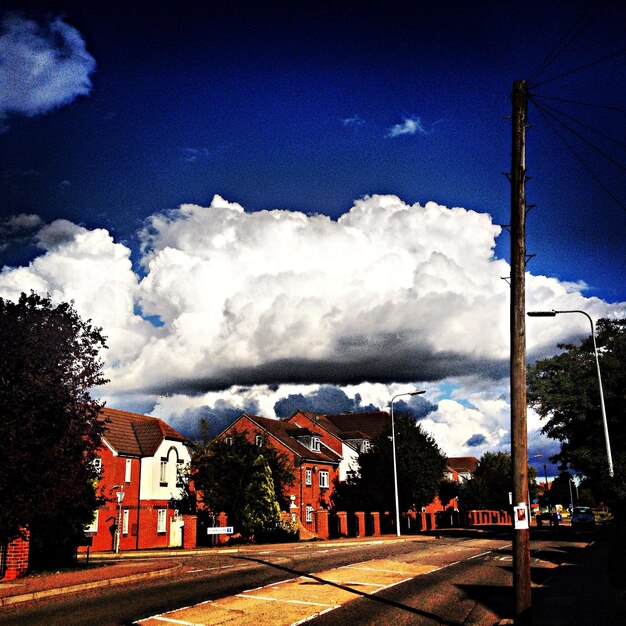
(0, 292, 108, 566)
(332, 413, 446, 513)
(241, 455, 282, 538)
(527, 318, 626, 512)
(460, 452, 537, 511)
(438, 478, 460, 509)
(192, 426, 295, 533)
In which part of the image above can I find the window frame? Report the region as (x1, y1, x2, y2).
(157, 509, 167, 534)
(122, 509, 129, 535)
(319, 470, 329, 489)
(255, 434, 263, 447)
(305, 468, 312, 486)
(159, 458, 168, 486)
(125, 458, 132, 483)
(311, 436, 321, 452)
(305, 505, 314, 523)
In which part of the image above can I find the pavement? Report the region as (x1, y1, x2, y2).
(1, 529, 624, 624)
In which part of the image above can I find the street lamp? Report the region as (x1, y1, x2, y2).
(570, 477, 579, 506)
(527, 309, 614, 477)
(112, 484, 125, 553)
(390, 390, 425, 537)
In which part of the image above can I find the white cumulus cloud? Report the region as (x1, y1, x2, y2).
(0, 13, 95, 126)
(386, 116, 429, 137)
(0, 194, 624, 455)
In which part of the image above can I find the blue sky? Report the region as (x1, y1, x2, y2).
(1, 1, 624, 477)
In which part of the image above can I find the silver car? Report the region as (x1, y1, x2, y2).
(571, 506, 595, 529)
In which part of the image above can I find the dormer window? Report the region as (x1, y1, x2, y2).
(311, 436, 321, 452)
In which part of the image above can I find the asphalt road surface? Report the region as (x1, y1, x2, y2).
(0, 529, 593, 626)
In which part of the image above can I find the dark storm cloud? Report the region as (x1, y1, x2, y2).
(273, 386, 378, 418)
(464, 433, 487, 447)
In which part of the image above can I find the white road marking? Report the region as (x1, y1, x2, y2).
(187, 564, 237, 573)
(151, 617, 205, 626)
(236, 594, 334, 607)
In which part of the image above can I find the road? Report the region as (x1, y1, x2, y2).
(0, 529, 593, 626)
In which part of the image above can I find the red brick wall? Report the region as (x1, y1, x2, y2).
(2, 530, 30, 580)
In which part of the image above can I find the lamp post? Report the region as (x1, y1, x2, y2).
(390, 390, 425, 537)
(570, 477, 579, 506)
(527, 309, 614, 477)
(112, 484, 125, 553)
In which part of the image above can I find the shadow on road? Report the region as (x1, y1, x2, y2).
(233, 555, 460, 625)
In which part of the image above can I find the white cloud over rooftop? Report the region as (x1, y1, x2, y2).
(0, 194, 623, 455)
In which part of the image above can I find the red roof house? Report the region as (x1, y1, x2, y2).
(85, 408, 191, 551)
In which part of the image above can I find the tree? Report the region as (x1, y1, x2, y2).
(332, 413, 446, 513)
(527, 318, 626, 511)
(438, 478, 460, 509)
(460, 452, 537, 511)
(0, 292, 108, 565)
(241, 455, 282, 538)
(191, 426, 295, 534)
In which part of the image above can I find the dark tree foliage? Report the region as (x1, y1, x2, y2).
(332, 413, 446, 513)
(0, 293, 108, 566)
(527, 318, 626, 511)
(191, 425, 295, 533)
(460, 452, 511, 510)
(459, 452, 538, 511)
(438, 478, 460, 509)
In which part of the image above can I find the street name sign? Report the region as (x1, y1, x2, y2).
(207, 526, 234, 535)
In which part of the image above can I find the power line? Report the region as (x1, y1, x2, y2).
(529, 96, 625, 172)
(528, 1, 609, 86)
(531, 94, 626, 113)
(529, 98, 626, 212)
(531, 98, 626, 151)
(530, 47, 626, 89)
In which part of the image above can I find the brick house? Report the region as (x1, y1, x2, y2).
(85, 408, 191, 551)
(219, 411, 479, 530)
(445, 456, 479, 483)
(218, 413, 344, 533)
(219, 410, 396, 534)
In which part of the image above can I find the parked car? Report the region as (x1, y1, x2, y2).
(571, 506, 595, 529)
(535, 510, 561, 527)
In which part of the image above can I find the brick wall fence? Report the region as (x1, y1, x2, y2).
(1, 530, 30, 581)
(1, 509, 513, 579)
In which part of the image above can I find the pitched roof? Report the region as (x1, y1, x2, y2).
(319, 411, 389, 441)
(446, 456, 479, 475)
(236, 413, 342, 465)
(100, 407, 187, 457)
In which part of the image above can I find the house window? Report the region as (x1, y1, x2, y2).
(255, 434, 263, 447)
(305, 469, 312, 486)
(160, 459, 168, 485)
(122, 509, 129, 535)
(225, 436, 233, 446)
(85, 509, 98, 533)
(305, 505, 314, 523)
(92, 457, 102, 476)
(319, 470, 329, 489)
(176, 462, 184, 487)
(157, 509, 167, 533)
(362, 440, 370, 453)
(125, 458, 132, 483)
(311, 436, 321, 452)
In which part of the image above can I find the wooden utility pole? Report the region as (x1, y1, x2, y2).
(510, 78, 531, 623)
